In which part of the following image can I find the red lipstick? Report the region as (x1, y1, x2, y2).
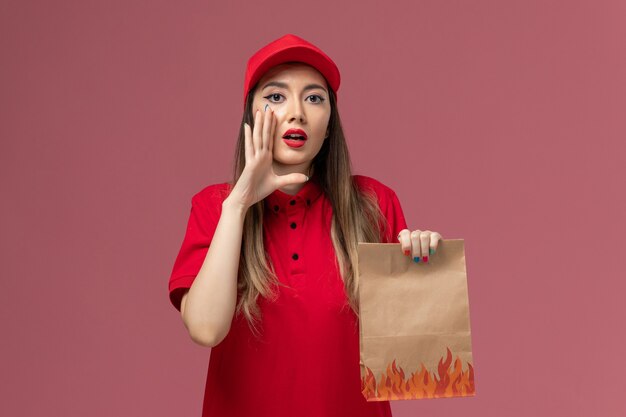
(282, 128, 308, 148)
(282, 129, 308, 140)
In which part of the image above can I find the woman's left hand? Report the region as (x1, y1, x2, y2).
(396, 229, 443, 263)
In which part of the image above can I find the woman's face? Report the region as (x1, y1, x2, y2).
(251, 63, 331, 176)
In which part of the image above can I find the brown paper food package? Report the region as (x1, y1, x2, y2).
(357, 239, 476, 401)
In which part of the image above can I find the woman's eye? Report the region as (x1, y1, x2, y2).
(307, 95, 325, 104)
(265, 93, 282, 102)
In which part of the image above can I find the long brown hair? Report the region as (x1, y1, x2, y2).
(229, 73, 387, 338)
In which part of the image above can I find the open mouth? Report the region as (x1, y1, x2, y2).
(282, 128, 308, 141)
(283, 134, 307, 141)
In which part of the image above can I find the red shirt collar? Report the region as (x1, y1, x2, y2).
(264, 172, 324, 212)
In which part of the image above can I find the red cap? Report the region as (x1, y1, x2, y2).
(243, 34, 341, 109)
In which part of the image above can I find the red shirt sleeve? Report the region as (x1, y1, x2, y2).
(168, 184, 228, 312)
(379, 186, 409, 243)
(354, 175, 409, 243)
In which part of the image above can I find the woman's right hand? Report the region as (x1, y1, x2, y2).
(227, 107, 310, 211)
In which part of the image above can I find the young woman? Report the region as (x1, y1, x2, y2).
(168, 34, 443, 417)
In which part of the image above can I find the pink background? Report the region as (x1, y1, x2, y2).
(2, 0, 624, 416)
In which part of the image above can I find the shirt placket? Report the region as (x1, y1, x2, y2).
(286, 196, 306, 275)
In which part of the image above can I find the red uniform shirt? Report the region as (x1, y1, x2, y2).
(168, 174, 408, 417)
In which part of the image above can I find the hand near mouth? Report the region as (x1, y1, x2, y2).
(227, 107, 310, 211)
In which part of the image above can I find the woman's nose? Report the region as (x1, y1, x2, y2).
(287, 100, 305, 122)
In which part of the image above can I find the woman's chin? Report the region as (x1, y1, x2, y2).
(272, 155, 312, 169)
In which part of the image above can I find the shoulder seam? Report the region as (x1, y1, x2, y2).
(353, 174, 396, 196)
(192, 182, 231, 206)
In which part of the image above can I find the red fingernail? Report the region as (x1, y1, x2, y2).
(423, 256, 428, 263)
(404, 250, 410, 256)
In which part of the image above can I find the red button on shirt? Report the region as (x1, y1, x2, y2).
(169, 174, 408, 417)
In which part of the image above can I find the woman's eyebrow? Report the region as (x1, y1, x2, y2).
(261, 81, 327, 94)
